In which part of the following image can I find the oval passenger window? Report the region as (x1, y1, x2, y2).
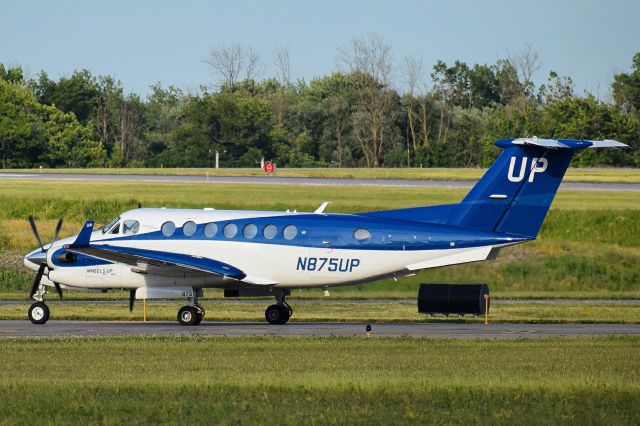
(263, 224, 277, 240)
(354, 228, 371, 241)
(283, 225, 297, 240)
(204, 223, 218, 238)
(243, 224, 257, 239)
(183, 221, 197, 237)
(161, 221, 175, 237)
(223, 223, 238, 238)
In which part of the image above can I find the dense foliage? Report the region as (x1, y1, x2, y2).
(1, 49, 639, 169)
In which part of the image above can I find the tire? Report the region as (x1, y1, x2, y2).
(265, 304, 290, 325)
(193, 311, 203, 325)
(28, 302, 50, 325)
(177, 306, 198, 326)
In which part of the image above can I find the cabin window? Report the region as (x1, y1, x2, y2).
(354, 228, 371, 241)
(204, 223, 218, 238)
(283, 225, 298, 240)
(183, 221, 197, 237)
(263, 224, 277, 240)
(122, 220, 140, 235)
(223, 223, 238, 238)
(243, 224, 258, 239)
(161, 221, 176, 237)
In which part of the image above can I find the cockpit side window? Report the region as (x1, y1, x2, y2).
(122, 219, 140, 235)
(110, 223, 120, 234)
(102, 216, 120, 234)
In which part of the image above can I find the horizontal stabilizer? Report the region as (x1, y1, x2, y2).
(406, 246, 495, 270)
(500, 138, 629, 150)
(586, 139, 630, 149)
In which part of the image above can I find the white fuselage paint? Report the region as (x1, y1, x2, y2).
(29, 208, 515, 291)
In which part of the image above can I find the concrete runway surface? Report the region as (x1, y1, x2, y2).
(1, 320, 639, 339)
(0, 172, 638, 191)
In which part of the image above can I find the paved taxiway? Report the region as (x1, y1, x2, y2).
(0, 172, 638, 191)
(1, 320, 639, 339)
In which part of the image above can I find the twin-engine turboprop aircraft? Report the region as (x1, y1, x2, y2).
(23, 138, 628, 325)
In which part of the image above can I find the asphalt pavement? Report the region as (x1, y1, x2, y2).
(1, 320, 639, 339)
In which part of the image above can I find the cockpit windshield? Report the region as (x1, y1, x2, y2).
(101, 216, 121, 234)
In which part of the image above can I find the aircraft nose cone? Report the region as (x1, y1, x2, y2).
(25, 250, 47, 265)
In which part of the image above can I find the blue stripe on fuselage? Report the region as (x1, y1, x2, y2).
(100, 213, 529, 251)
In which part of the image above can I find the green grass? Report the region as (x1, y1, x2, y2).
(0, 336, 638, 424)
(0, 181, 638, 224)
(7, 166, 640, 182)
(2, 300, 640, 323)
(0, 180, 638, 295)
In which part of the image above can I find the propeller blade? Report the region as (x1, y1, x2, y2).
(52, 218, 63, 245)
(129, 289, 136, 312)
(29, 264, 46, 298)
(53, 281, 63, 300)
(28, 216, 45, 252)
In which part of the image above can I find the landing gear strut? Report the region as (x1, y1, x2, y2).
(177, 290, 205, 326)
(28, 279, 50, 325)
(265, 289, 293, 325)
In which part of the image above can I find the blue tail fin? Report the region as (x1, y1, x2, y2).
(446, 138, 628, 237)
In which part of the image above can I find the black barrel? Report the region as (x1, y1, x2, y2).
(417, 284, 489, 316)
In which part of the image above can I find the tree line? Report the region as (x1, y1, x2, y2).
(1, 35, 639, 169)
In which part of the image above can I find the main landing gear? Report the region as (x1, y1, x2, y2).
(177, 291, 205, 326)
(265, 289, 293, 325)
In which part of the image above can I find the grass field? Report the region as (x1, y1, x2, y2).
(8, 166, 640, 183)
(2, 300, 640, 323)
(0, 336, 638, 424)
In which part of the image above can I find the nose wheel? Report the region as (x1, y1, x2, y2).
(28, 301, 50, 325)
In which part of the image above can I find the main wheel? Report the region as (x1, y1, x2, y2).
(28, 302, 50, 325)
(177, 306, 198, 326)
(265, 304, 290, 325)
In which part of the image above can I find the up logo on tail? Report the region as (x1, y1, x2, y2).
(507, 157, 548, 183)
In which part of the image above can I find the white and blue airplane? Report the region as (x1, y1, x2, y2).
(23, 138, 628, 325)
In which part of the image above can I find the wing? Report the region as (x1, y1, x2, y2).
(68, 243, 247, 280)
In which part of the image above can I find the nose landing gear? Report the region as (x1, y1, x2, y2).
(28, 267, 54, 325)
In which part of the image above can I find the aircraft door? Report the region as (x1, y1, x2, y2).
(305, 224, 344, 280)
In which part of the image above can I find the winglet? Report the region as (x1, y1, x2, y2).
(68, 220, 94, 248)
(314, 201, 331, 214)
